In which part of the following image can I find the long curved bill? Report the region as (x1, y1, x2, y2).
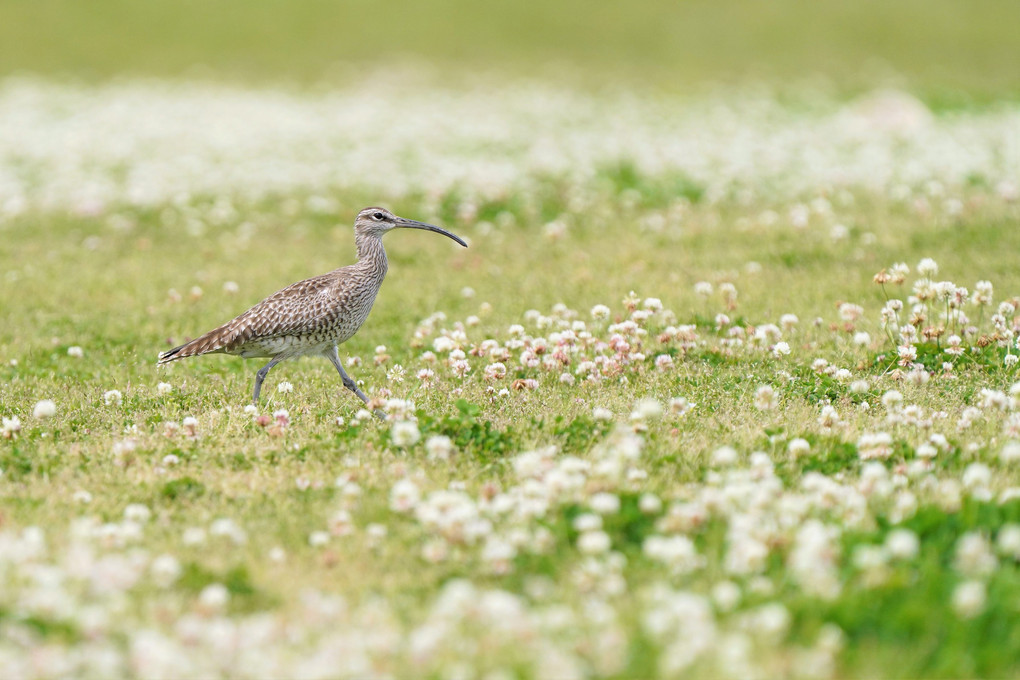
(395, 217, 468, 247)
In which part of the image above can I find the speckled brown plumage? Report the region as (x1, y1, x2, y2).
(158, 207, 467, 410)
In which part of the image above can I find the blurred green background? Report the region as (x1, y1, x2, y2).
(2, 0, 1018, 101)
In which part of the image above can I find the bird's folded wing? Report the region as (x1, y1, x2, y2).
(217, 274, 340, 351)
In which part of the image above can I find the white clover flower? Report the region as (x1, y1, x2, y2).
(329, 510, 354, 536)
(33, 400, 57, 418)
(711, 581, 741, 612)
(997, 525, 1020, 560)
(838, 303, 864, 322)
(725, 534, 769, 575)
(951, 580, 986, 619)
(390, 420, 420, 448)
(788, 438, 810, 457)
(577, 530, 611, 554)
(124, 503, 152, 523)
(631, 398, 662, 421)
(753, 385, 778, 410)
(668, 397, 694, 416)
(591, 304, 611, 321)
(182, 527, 207, 545)
(962, 463, 992, 492)
(917, 258, 939, 277)
(151, 554, 182, 588)
(387, 364, 406, 383)
(573, 513, 603, 532)
(980, 389, 1008, 411)
(719, 282, 738, 303)
(484, 362, 507, 380)
(425, 435, 454, 461)
(209, 518, 246, 544)
(890, 262, 910, 280)
(308, 531, 329, 547)
(589, 492, 621, 514)
(277, 381, 294, 394)
(639, 493, 662, 514)
(593, 407, 613, 421)
(711, 446, 739, 466)
(390, 479, 420, 512)
(857, 432, 893, 460)
(881, 390, 903, 410)
(2, 416, 21, 439)
(644, 535, 705, 574)
(67, 346, 84, 358)
(198, 583, 230, 613)
(182, 416, 199, 438)
(954, 533, 997, 577)
(694, 281, 714, 297)
(885, 529, 920, 560)
(772, 341, 791, 358)
(818, 405, 841, 430)
(103, 389, 123, 406)
(643, 297, 663, 311)
(156, 382, 173, 395)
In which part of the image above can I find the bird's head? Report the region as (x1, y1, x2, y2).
(354, 207, 467, 247)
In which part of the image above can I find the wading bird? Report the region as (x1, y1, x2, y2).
(158, 207, 467, 415)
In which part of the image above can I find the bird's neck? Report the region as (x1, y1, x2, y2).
(355, 232, 388, 279)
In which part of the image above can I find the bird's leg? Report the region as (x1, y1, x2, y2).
(325, 346, 386, 420)
(253, 355, 285, 405)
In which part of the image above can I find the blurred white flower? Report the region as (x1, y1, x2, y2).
(390, 420, 421, 448)
(2, 416, 21, 439)
(754, 385, 778, 410)
(631, 398, 662, 421)
(33, 400, 57, 418)
(150, 555, 182, 588)
(197, 583, 230, 614)
(577, 530, 611, 554)
(425, 435, 454, 461)
(951, 580, 986, 619)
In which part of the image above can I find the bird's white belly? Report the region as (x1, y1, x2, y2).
(238, 335, 333, 358)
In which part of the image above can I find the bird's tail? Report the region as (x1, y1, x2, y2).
(157, 328, 228, 365)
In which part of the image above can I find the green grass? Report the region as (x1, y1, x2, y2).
(1, 0, 1020, 100)
(2, 180, 1020, 676)
(1, 4, 1020, 673)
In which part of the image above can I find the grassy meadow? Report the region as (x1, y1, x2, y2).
(2, 2, 1020, 678)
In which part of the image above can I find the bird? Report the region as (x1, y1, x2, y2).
(158, 207, 467, 414)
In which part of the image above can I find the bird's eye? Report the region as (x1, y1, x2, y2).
(373, 212, 385, 221)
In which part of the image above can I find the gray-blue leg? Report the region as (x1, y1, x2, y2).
(253, 355, 285, 405)
(325, 346, 385, 419)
